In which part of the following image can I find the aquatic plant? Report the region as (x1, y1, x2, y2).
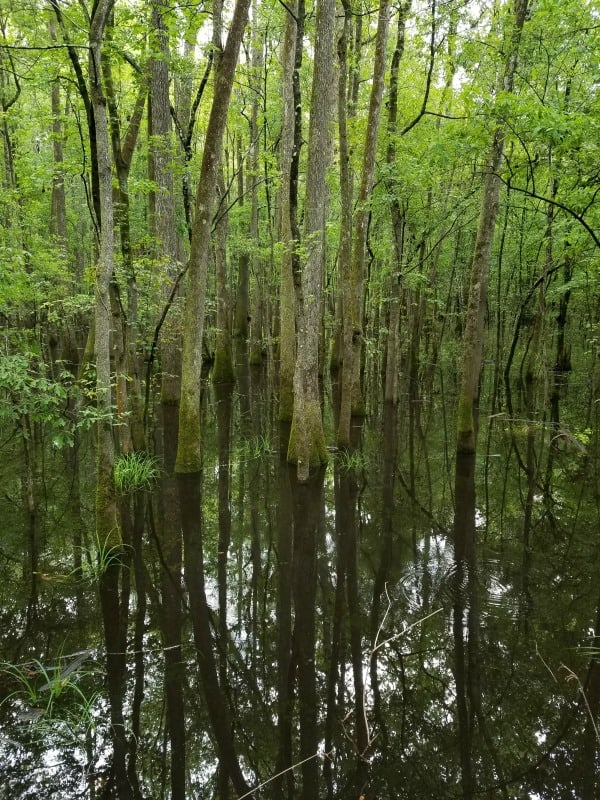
(239, 435, 273, 461)
(0, 649, 99, 724)
(113, 451, 160, 493)
(333, 448, 368, 472)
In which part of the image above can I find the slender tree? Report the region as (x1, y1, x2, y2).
(176, 0, 251, 473)
(337, 0, 391, 446)
(89, 2, 136, 796)
(456, 0, 529, 456)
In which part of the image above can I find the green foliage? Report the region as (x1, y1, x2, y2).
(333, 447, 368, 472)
(0, 351, 74, 447)
(113, 451, 160, 493)
(0, 648, 100, 733)
(238, 434, 273, 462)
(74, 531, 130, 584)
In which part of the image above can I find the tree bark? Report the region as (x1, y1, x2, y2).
(89, 2, 134, 797)
(213, 171, 236, 382)
(279, 0, 304, 422)
(287, 0, 334, 479)
(277, 0, 299, 421)
(176, 0, 251, 473)
(456, 0, 529, 455)
(383, 4, 410, 404)
(337, 0, 390, 446)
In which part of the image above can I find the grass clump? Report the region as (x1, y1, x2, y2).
(333, 448, 368, 472)
(114, 451, 160, 493)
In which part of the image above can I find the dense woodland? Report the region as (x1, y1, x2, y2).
(0, 0, 599, 797)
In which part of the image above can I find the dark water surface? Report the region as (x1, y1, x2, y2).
(0, 368, 599, 799)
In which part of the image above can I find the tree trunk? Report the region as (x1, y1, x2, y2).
(234, 138, 251, 340)
(176, 0, 251, 473)
(279, 0, 305, 421)
(383, 4, 410, 404)
(332, 0, 354, 376)
(337, 0, 390, 446)
(249, 1, 265, 366)
(49, 17, 67, 247)
(213, 172, 236, 382)
(456, 0, 528, 455)
(287, 0, 334, 479)
(89, 2, 134, 797)
(174, 0, 253, 794)
(277, 0, 299, 421)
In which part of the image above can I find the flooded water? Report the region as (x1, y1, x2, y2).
(0, 365, 599, 799)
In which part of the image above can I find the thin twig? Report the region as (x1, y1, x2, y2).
(535, 641, 558, 683)
(237, 749, 333, 799)
(561, 663, 600, 745)
(372, 606, 443, 656)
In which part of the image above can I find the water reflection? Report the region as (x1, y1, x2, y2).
(0, 366, 599, 799)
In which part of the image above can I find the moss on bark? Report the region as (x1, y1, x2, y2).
(287, 398, 328, 481)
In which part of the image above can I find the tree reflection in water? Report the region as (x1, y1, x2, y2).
(0, 369, 599, 800)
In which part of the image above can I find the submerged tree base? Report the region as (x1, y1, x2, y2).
(287, 400, 328, 482)
(212, 350, 235, 385)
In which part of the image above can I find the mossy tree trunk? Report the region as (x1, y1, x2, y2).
(287, 0, 334, 480)
(211, 0, 235, 385)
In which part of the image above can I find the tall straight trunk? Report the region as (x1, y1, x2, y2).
(234, 138, 251, 339)
(287, 0, 334, 479)
(383, 4, 410, 404)
(176, 0, 251, 473)
(148, 7, 187, 799)
(102, 19, 146, 451)
(456, 0, 529, 455)
(332, 0, 354, 374)
(89, 2, 134, 798)
(337, 0, 391, 446)
(249, 1, 265, 366)
(277, 0, 299, 421)
(49, 18, 67, 247)
(210, 0, 236, 385)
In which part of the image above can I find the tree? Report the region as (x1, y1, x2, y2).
(175, 0, 251, 474)
(286, 0, 335, 479)
(337, 0, 391, 447)
(89, 2, 137, 797)
(455, 0, 529, 456)
(278, 0, 304, 422)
